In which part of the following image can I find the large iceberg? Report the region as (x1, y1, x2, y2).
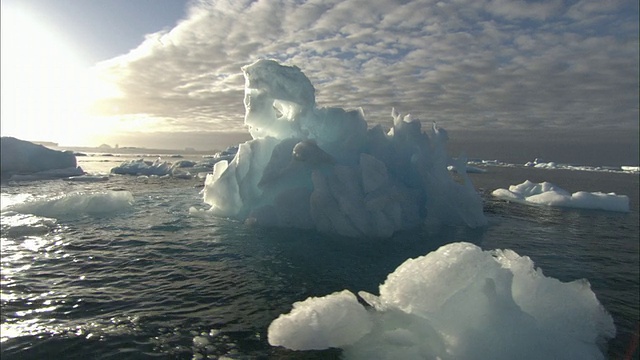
(268, 242, 615, 359)
(1, 137, 82, 180)
(201, 60, 486, 237)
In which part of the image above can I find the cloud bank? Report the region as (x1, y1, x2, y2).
(93, 0, 639, 138)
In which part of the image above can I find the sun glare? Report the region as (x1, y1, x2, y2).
(1, 6, 117, 146)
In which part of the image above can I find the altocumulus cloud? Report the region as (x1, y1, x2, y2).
(92, 0, 639, 136)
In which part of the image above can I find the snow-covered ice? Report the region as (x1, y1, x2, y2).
(268, 242, 615, 360)
(201, 60, 486, 237)
(492, 180, 629, 212)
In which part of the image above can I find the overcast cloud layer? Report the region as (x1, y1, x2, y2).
(93, 0, 639, 137)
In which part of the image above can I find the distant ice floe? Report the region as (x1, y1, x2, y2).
(463, 158, 639, 174)
(523, 158, 635, 173)
(480, 157, 638, 174)
(268, 242, 615, 360)
(447, 164, 487, 173)
(3, 191, 134, 218)
(110, 153, 233, 179)
(620, 165, 640, 173)
(492, 180, 629, 212)
(201, 59, 486, 237)
(111, 159, 173, 177)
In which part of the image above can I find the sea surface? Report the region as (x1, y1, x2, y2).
(1, 152, 638, 359)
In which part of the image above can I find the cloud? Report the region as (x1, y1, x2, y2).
(485, 0, 563, 21)
(94, 0, 639, 138)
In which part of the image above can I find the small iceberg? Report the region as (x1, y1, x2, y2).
(268, 242, 615, 359)
(492, 180, 629, 212)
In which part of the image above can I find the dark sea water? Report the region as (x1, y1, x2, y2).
(1, 154, 638, 359)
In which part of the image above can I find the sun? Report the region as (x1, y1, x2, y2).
(1, 6, 118, 147)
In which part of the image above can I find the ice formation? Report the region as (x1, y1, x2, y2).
(1, 137, 81, 180)
(111, 159, 173, 177)
(465, 158, 637, 174)
(202, 60, 486, 236)
(111, 158, 219, 178)
(4, 191, 134, 218)
(268, 242, 615, 360)
(521, 158, 640, 174)
(492, 180, 630, 212)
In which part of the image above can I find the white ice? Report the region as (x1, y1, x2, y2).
(202, 60, 486, 237)
(492, 180, 630, 212)
(111, 157, 223, 179)
(111, 159, 173, 177)
(523, 158, 637, 174)
(3, 191, 134, 218)
(268, 242, 615, 360)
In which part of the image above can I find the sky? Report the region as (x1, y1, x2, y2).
(1, 0, 638, 150)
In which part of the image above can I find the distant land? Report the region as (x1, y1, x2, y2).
(25, 126, 640, 168)
(49, 144, 223, 156)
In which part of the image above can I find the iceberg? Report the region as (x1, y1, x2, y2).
(268, 242, 615, 360)
(202, 60, 486, 237)
(492, 180, 630, 212)
(111, 158, 218, 178)
(111, 158, 173, 177)
(1, 137, 81, 180)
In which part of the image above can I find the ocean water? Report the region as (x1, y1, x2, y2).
(1, 153, 638, 359)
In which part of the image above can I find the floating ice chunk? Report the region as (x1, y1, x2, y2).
(268, 290, 373, 350)
(5, 191, 134, 218)
(110, 158, 217, 178)
(111, 159, 172, 176)
(492, 180, 629, 212)
(268, 242, 615, 359)
(202, 60, 486, 236)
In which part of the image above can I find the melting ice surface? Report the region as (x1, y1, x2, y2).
(492, 180, 630, 212)
(201, 60, 486, 237)
(2, 191, 134, 219)
(268, 242, 615, 360)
